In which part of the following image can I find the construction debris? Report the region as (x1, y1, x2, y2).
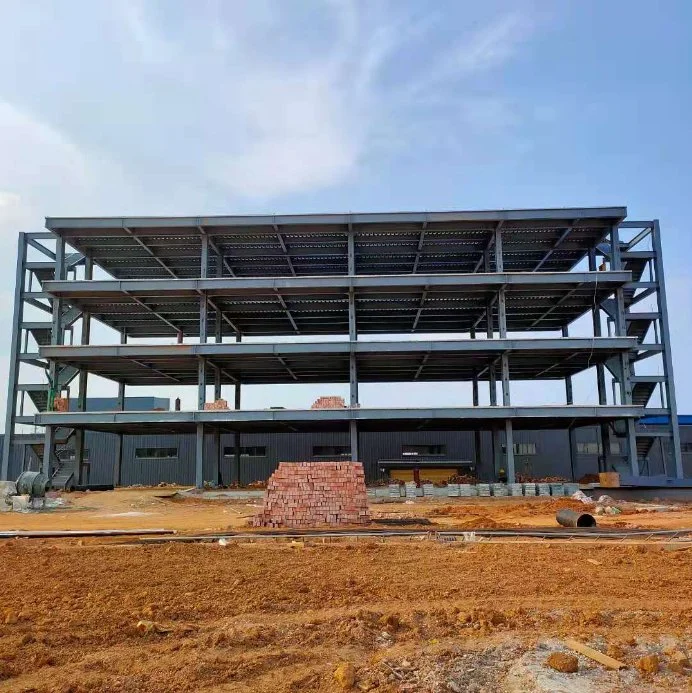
(545, 652, 578, 673)
(563, 638, 626, 670)
(136, 620, 172, 635)
(635, 654, 660, 674)
(203, 398, 229, 410)
(252, 461, 369, 528)
(310, 395, 347, 409)
(333, 661, 356, 689)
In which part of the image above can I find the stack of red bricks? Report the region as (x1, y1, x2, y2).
(203, 399, 229, 410)
(252, 461, 370, 528)
(310, 395, 347, 409)
(52, 396, 69, 412)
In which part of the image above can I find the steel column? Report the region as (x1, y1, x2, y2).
(494, 224, 504, 272)
(348, 273, 359, 461)
(43, 236, 65, 478)
(214, 428, 222, 486)
(568, 427, 578, 481)
(1, 234, 27, 480)
(113, 329, 127, 487)
(493, 428, 502, 480)
(652, 220, 683, 478)
(200, 233, 209, 278)
(610, 225, 638, 476)
(75, 256, 92, 485)
(347, 228, 355, 275)
(198, 358, 206, 410)
(349, 354, 358, 406)
(505, 419, 515, 484)
(350, 420, 359, 463)
(562, 327, 574, 404)
(195, 422, 204, 488)
(234, 333, 241, 483)
(589, 249, 610, 471)
(471, 327, 481, 469)
(497, 287, 507, 338)
(501, 354, 510, 406)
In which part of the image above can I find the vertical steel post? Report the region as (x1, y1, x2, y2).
(43, 236, 65, 478)
(215, 427, 222, 486)
(1, 234, 27, 480)
(652, 220, 683, 478)
(493, 428, 502, 479)
(197, 358, 206, 410)
(611, 225, 638, 476)
(75, 256, 92, 485)
(494, 224, 504, 273)
(113, 329, 127, 487)
(471, 328, 481, 470)
(589, 249, 609, 471)
(505, 419, 515, 484)
(501, 354, 510, 406)
(498, 283, 510, 406)
(568, 427, 578, 481)
(562, 326, 574, 405)
(200, 233, 209, 345)
(214, 247, 223, 405)
(233, 334, 241, 483)
(195, 422, 204, 488)
(348, 229, 359, 463)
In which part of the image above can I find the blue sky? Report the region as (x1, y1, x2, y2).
(0, 0, 691, 416)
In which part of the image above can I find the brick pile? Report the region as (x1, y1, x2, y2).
(203, 399, 229, 410)
(52, 396, 69, 412)
(311, 395, 346, 409)
(252, 461, 370, 528)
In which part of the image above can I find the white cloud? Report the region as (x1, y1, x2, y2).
(198, 5, 538, 199)
(0, 2, 550, 421)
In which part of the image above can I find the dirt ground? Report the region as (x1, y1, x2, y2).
(0, 540, 691, 692)
(1, 490, 691, 691)
(2, 487, 692, 534)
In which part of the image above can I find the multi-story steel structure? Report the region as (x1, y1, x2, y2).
(0, 207, 684, 488)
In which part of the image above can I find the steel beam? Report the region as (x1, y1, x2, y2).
(42, 271, 633, 296)
(46, 207, 628, 232)
(412, 221, 427, 273)
(33, 405, 646, 431)
(199, 225, 235, 277)
(533, 221, 577, 271)
(528, 285, 583, 328)
(124, 227, 177, 278)
(275, 226, 296, 276)
(27, 236, 55, 259)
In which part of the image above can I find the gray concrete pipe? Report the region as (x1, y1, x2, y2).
(556, 509, 597, 528)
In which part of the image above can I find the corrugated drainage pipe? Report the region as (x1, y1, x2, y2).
(556, 509, 596, 528)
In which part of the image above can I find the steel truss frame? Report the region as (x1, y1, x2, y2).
(1, 209, 683, 487)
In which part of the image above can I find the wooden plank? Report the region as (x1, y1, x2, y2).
(563, 638, 626, 670)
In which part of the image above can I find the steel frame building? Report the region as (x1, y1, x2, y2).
(0, 207, 683, 487)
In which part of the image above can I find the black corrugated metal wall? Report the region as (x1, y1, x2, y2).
(1, 425, 688, 485)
